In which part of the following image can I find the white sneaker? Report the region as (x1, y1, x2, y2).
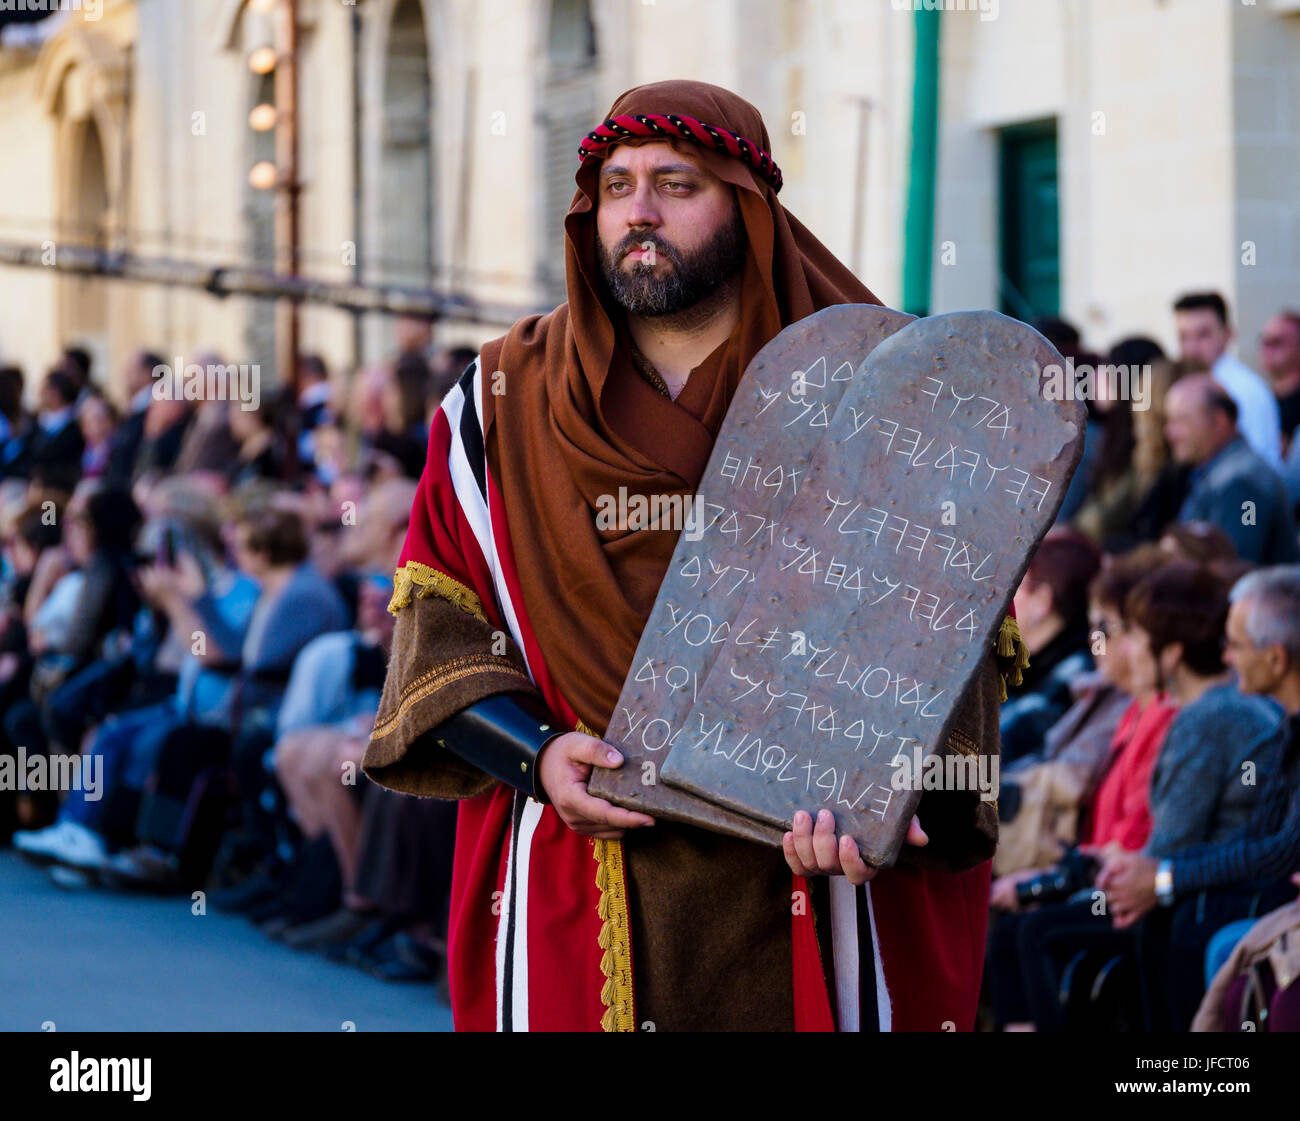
(12, 822, 75, 864)
(35, 822, 108, 870)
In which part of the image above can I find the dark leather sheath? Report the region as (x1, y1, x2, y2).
(421, 691, 563, 803)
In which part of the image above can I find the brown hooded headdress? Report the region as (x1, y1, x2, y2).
(480, 79, 882, 733)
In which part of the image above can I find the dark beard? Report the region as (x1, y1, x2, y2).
(597, 206, 747, 317)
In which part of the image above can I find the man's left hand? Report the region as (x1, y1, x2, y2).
(783, 808, 927, 887)
(1095, 850, 1158, 929)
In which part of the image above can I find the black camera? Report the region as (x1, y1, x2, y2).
(1015, 846, 1100, 908)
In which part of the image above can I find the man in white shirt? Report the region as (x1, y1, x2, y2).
(1174, 291, 1283, 471)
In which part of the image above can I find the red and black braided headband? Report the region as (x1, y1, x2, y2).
(578, 113, 783, 194)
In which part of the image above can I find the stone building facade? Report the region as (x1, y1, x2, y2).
(0, 0, 1295, 400)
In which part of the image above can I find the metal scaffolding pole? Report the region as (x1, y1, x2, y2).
(0, 240, 543, 326)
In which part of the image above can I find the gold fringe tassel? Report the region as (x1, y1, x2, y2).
(579, 718, 635, 1033)
(388, 560, 487, 621)
(995, 614, 1031, 702)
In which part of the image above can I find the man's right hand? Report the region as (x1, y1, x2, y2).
(536, 732, 655, 839)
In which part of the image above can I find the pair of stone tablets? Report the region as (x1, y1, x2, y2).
(588, 307, 1084, 866)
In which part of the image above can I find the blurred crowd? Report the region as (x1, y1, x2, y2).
(0, 316, 477, 989)
(2, 290, 1300, 1030)
(987, 292, 1300, 1032)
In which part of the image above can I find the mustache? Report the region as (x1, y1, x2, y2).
(614, 232, 681, 264)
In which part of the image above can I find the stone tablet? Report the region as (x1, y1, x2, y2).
(656, 311, 1084, 866)
(588, 305, 917, 844)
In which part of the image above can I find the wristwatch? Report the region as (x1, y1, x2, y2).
(1154, 859, 1175, 907)
(424, 691, 564, 804)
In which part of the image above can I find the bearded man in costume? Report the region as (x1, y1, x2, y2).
(362, 80, 1011, 1032)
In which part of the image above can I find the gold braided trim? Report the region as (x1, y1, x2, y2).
(578, 717, 635, 1033)
(369, 655, 531, 741)
(947, 727, 980, 758)
(388, 560, 486, 621)
(995, 614, 1031, 702)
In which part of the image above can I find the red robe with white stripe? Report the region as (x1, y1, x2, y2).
(392, 358, 994, 1032)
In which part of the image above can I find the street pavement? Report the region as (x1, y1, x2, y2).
(0, 850, 453, 1031)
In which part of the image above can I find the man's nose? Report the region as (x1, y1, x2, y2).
(624, 184, 662, 228)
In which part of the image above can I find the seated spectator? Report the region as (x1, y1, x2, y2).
(1034, 317, 1098, 525)
(104, 350, 163, 488)
(992, 547, 1158, 878)
(312, 477, 418, 615)
(1259, 310, 1300, 455)
(1122, 357, 1199, 548)
(0, 497, 63, 839)
(2, 488, 140, 829)
(59, 345, 93, 401)
(12, 490, 259, 871)
(308, 780, 456, 985)
(0, 365, 31, 479)
(135, 395, 192, 479)
(173, 355, 242, 475)
(1174, 291, 1283, 470)
(227, 398, 284, 486)
(268, 573, 397, 945)
(1018, 562, 1284, 1031)
(1073, 337, 1164, 545)
(1098, 565, 1300, 1022)
(106, 500, 350, 890)
(27, 369, 85, 494)
(1138, 564, 1287, 861)
(1264, 312, 1300, 515)
(989, 557, 1192, 1030)
(352, 363, 425, 481)
(987, 548, 1178, 1027)
(78, 393, 117, 480)
(1001, 528, 1101, 765)
(295, 353, 335, 471)
(1164, 374, 1300, 564)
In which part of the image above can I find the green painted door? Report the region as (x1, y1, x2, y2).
(999, 123, 1060, 321)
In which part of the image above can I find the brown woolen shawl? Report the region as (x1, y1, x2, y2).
(480, 80, 881, 734)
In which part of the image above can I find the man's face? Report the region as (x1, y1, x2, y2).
(1258, 314, 1300, 381)
(594, 141, 746, 316)
(1223, 599, 1284, 695)
(1164, 382, 1224, 465)
(1176, 308, 1231, 367)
